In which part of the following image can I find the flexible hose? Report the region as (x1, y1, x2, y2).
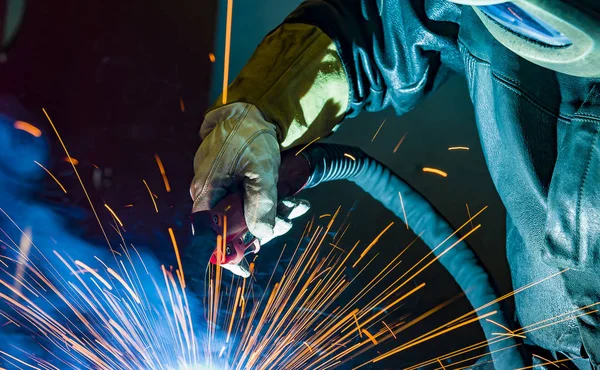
(301, 143, 527, 369)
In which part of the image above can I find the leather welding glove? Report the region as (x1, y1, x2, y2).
(191, 23, 349, 250)
(191, 103, 310, 244)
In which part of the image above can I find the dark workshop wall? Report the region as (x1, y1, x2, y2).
(0, 0, 220, 248)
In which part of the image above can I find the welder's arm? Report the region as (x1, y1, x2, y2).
(282, 0, 461, 119)
(191, 0, 460, 241)
(191, 24, 348, 243)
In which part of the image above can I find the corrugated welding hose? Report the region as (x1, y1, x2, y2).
(300, 143, 527, 369)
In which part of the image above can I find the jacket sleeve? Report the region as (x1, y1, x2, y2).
(210, 0, 462, 149)
(284, 0, 463, 118)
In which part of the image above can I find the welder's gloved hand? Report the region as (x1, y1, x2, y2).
(191, 103, 311, 244)
(191, 23, 349, 251)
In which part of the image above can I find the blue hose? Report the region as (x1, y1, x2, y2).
(301, 143, 528, 369)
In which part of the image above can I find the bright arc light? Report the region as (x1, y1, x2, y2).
(179, 365, 225, 370)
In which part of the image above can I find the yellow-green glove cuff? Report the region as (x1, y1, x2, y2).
(211, 23, 349, 149)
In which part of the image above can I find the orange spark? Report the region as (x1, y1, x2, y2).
(437, 358, 447, 370)
(43, 108, 115, 253)
(515, 357, 580, 370)
(429, 344, 522, 370)
(222, 0, 234, 104)
(532, 354, 561, 368)
(466, 203, 474, 229)
(221, 215, 227, 264)
(0, 312, 19, 327)
(154, 154, 171, 192)
(179, 97, 185, 112)
(104, 204, 124, 227)
(371, 118, 387, 142)
(486, 318, 516, 335)
(492, 331, 527, 339)
(13, 121, 42, 137)
(382, 321, 396, 339)
(344, 153, 356, 161)
(209, 53, 216, 63)
(319, 214, 331, 219)
(74, 260, 112, 290)
(405, 271, 578, 370)
(448, 146, 469, 151)
(106, 268, 141, 304)
(358, 283, 426, 329)
(142, 179, 158, 213)
(329, 243, 345, 252)
(353, 313, 362, 338)
(168, 228, 185, 289)
(0, 350, 39, 369)
(295, 136, 321, 156)
(362, 329, 378, 345)
(352, 222, 394, 268)
(422, 167, 448, 178)
(34, 161, 67, 193)
(373, 310, 498, 362)
(393, 132, 407, 153)
(63, 157, 79, 165)
(227, 287, 242, 343)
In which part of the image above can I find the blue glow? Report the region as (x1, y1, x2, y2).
(0, 112, 209, 368)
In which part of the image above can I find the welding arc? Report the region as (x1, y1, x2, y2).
(298, 144, 527, 369)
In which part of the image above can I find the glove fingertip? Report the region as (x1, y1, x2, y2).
(289, 199, 311, 220)
(250, 221, 275, 242)
(244, 183, 278, 241)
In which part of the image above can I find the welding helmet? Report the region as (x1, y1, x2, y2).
(447, 0, 600, 77)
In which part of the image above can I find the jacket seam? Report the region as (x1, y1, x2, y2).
(495, 80, 570, 121)
(458, 41, 572, 123)
(574, 113, 600, 122)
(575, 121, 600, 250)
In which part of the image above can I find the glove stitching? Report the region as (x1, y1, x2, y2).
(459, 40, 572, 123)
(494, 77, 571, 123)
(227, 128, 278, 176)
(575, 113, 600, 122)
(194, 105, 251, 205)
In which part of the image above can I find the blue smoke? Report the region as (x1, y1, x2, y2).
(0, 107, 212, 368)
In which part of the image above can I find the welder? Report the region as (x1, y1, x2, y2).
(189, 0, 600, 368)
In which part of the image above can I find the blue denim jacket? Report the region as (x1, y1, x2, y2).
(287, 0, 600, 367)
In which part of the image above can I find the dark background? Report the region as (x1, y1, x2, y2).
(0, 0, 513, 368)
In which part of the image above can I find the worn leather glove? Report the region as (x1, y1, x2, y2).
(190, 23, 349, 276)
(191, 102, 310, 245)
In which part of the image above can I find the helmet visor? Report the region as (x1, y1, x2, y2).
(478, 3, 572, 47)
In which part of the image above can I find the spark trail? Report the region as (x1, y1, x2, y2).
(0, 110, 586, 370)
(0, 226, 202, 369)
